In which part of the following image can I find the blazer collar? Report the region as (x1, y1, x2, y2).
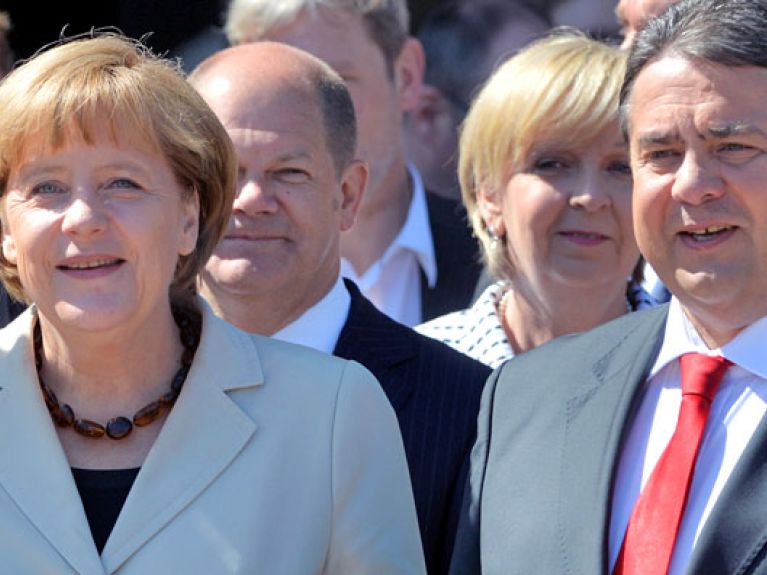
(0, 301, 263, 574)
(556, 306, 668, 574)
(102, 300, 261, 571)
(0, 307, 105, 574)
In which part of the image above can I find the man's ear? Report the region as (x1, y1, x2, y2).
(393, 37, 425, 113)
(338, 159, 368, 231)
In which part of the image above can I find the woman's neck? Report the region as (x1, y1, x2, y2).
(36, 306, 183, 418)
(502, 280, 628, 355)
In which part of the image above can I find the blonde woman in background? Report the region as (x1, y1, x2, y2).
(417, 30, 655, 368)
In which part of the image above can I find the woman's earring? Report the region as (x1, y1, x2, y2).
(488, 225, 500, 251)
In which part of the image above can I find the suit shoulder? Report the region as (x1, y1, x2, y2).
(496, 305, 668, 387)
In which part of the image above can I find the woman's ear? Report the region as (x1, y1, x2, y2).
(2, 219, 17, 264)
(178, 189, 200, 256)
(476, 183, 506, 238)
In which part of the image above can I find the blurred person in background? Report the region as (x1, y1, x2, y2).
(405, 0, 550, 199)
(418, 31, 655, 368)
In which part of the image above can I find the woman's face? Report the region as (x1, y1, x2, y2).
(2, 120, 199, 333)
(480, 121, 638, 297)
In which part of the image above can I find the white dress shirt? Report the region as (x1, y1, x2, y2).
(271, 275, 351, 353)
(609, 298, 767, 575)
(341, 164, 436, 327)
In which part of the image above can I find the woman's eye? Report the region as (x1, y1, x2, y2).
(107, 178, 140, 190)
(533, 158, 568, 172)
(31, 181, 65, 195)
(608, 160, 632, 176)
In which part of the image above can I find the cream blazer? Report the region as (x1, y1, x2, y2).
(0, 302, 425, 574)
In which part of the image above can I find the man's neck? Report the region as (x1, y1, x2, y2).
(198, 278, 335, 336)
(341, 167, 413, 276)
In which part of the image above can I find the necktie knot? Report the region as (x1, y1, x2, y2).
(679, 353, 732, 401)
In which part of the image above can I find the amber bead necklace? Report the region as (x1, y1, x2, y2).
(34, 305, 201, 440)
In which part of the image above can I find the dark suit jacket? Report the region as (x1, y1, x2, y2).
(335, 280, 491, 575)
(451, 304, 767, 574)
(423, 192, 483, 322)
(0, 287, 26, 329)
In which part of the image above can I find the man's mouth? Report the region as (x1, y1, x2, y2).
(680, 225, 735, 242)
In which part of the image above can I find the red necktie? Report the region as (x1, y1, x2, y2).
(614, 353, 732, 575)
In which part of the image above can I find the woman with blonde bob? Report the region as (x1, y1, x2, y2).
(0, 34, 423, 572)
(418, 30, 654, 367)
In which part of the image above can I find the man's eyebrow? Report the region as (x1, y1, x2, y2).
(637, 131, 680, 147)
(707, 122, 767, 138)
(275, 150, 311, 163)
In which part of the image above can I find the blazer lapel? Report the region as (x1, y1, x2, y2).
(101, 304, 261, 573)
(556, 307, 667, 573)
(334, 280, 417, 412)
(0, 309, 105, 575)
(686, 405, 767, 574)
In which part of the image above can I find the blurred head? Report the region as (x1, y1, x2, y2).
(189, 42, 366, 331)
(225, 0, 422, 217)
(622, 0, 767, 344)
(615, 0, 677, 49)
(406, 0, 550, 195)
(0, 34, 237, 309)
(0, 12, 13, 78)
(461, 30, 637, 296)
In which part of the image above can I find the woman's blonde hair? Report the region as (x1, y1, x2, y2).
(459, 29, 627, 280)
(0, 33, 237, 306)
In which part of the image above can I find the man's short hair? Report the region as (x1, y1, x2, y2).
(225, 0, 409, 74)
(315, 67, 358, 175)
(418, 0, 550, 111)
(620, 0, 767, 136)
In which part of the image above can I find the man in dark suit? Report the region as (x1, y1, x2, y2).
(450, 0, 767, 573)
(223, 0, 482, 327)
(190, 41, 490, 575)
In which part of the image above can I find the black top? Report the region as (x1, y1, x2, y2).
(71, 467, 140, 554)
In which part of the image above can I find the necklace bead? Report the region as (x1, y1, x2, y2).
(35, 305, 201, 441)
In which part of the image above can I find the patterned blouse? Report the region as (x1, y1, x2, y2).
(415, 280, 658, 369)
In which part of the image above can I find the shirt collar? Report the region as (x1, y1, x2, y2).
(651, 297, 767, 380)
(271, 275, 351, 354)
(394, 164, 437, 288)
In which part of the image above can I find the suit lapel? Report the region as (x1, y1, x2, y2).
(101, 304, 261, 573)
(686, 403, 767, 574)
(0, 309, 105, 575)
(557, 307, 667, 573)
(334, 280, 417, 412)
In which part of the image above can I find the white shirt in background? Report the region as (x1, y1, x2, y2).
(341, 164, 436, 327)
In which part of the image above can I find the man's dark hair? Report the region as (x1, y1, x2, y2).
(316, 72, 357, 175)
(620, 0, 767, 136)
(418, 0, 550, 111)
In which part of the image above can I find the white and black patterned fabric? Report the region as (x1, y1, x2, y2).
(417, 280, 658, 369)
